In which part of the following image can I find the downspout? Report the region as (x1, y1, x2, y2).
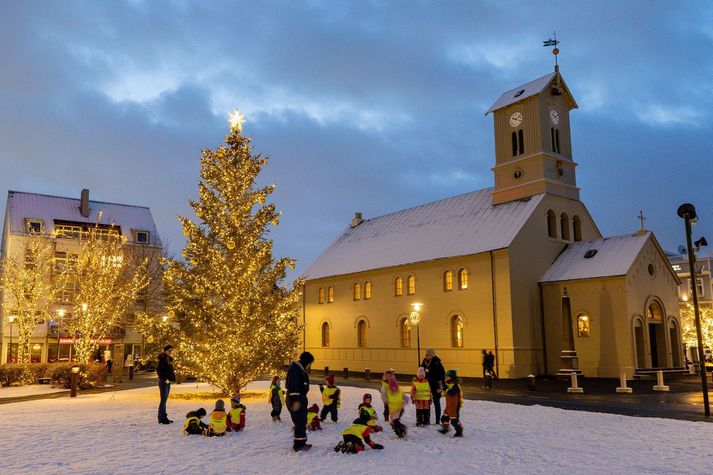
(489, 251, 500, 377)
(301, 283, 306, 353)
(538, 282, 548, 375)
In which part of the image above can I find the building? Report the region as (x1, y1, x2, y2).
(668, 252, 712, 307)
(302, 67, 681, 379)
(1, 189, 161, 365)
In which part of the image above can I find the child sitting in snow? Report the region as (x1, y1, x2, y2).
(227, 393, 246, 432)
(357, 393, 382, 432)
(410, 367, 432, 426)
(386, 379, 409, 438)
(306, 403, 322, 431)
(268, 375, 285, 422)
(319, 375, 340, 423)
(334, 413, 384, 454)
(439, 369, 464, 438)
(183, 408, 208, 435)
(207, 399, 228, 437)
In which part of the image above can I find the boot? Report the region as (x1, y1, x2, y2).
(334, 441, 345, 453)
(415, 410, 422, 427)
(424, 410, 431, 425)
(454, 421, 464, 437)
(439, 422, 450, 434)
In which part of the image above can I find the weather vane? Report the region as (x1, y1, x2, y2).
(543, 32, 560, 67)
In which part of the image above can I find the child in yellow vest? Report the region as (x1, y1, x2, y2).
(439, 369, 464, 437)
(411, 367, 432, 426)
(319, 375, 340, 423)
(306, 403, 322, 431)
(268, 375, 285, 422)
(227, 393, 246, 432)
(207, 399, 228, 437)
(379, 369, 395, 421)
(183, 408, 208, 435)
(334, 412, 384, 454)
(357, 393, 383, 432)
(387, 379, 409, 438)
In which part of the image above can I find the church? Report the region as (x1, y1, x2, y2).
(301, 67, 681, 379)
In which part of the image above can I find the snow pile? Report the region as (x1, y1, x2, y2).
(0, 381, 711, 474)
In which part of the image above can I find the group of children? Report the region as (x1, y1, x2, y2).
(182, 368, 464, 448)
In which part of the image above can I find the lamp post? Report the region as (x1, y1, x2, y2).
(410, 303, 423, 365)
(70, 365, 80, 397)
(7, 316, 15, 363)
(677, 202, 709, 417)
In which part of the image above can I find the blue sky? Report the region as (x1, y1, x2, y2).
(1, 1, 712, 276)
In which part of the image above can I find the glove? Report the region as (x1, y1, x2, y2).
(372, 443, 384, 450)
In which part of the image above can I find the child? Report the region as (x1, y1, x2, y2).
(319, 375, 340, 423)
(411, 367, 432, 426)
(379, 369, 395, 421)
(268, 375, 285, 422)
(306, 403, 322, 431)
(387, 378, 409, 438)
(358, 393, 382, 432)
(227, 393, 246, 432)
(207, 399, 228, 437)
(183, 408, 208, 435)
(334, 413, 384, 454)
(439, 369, 464, 437)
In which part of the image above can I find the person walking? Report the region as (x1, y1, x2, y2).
(125, 354, 135, 381)
(156, 345, 176, 425)
(286, 351, 314, 452)
(420, 348, 446, 423)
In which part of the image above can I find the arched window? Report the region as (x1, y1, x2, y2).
(551, 127, 561, 154)
(318, 288, 325, 304)
(560, 213, 570, 241)
(547, 210, 557, 238)
(364, 281, 372, 300)
(555, 129, 561, 154)
(511, 131, 518, 156)
(458, 268, 468, 290)
(577, 314, 590, 337)
(321, 322, 330, 347)
(572, 215, 582, 242)
(647, 301, 663, 321)
(353, 282, 361, 300)
(327, 286, 334, 303)
(407, 275, 416, 295)
(451, 315, 464, 348)
(357, 320, 368, 348)
(400, 318, 411, 348)
(518, 129, 524, 154)
(394, 277, 403, 296)
(443, 270, 453, 292)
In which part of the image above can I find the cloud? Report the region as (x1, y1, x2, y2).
(636, 104, 703, 127)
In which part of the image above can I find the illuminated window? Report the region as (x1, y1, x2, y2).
(357, 320, 368, 348)
(451, 315, 464, 348)
(573, 215, 582, 242)
(321, 322, 330, 347)
(25, 219, 43, 235)
(54, 251, 78, 273)
(577, 314, 590, 337)
(394, 277, 403, 296)
(458, 268, 468, 290)
(647, 301, 663, 321)
(547, 210, 557, 238)
(443, 271, 453, 292)
(407, 275, 415, 295)
(318, 288, 325, 304)
(327, 286, 334, 303)
(400, 318, 411, 348)
(560, 213, 570, 241)
(55, 224, 82, 239)
(364, 281, 372, 300)
(353, 282, 361, 300)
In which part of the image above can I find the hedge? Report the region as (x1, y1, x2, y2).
(0, 362, 107, 388)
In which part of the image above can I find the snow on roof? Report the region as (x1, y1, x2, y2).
(485, 71, 578, 115)
(304, 188, 543, 280)
(539, 232, 651, 283)
(5, 191, 159, 241)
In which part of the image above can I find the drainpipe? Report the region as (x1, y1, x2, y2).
(301, 284, 306, 353)
(489, 251, 500, 377)
(538, 283, 548, 375)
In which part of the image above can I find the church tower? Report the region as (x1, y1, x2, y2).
(487, 67, 579, 205)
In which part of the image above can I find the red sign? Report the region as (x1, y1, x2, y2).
(59, 337, 112, 345)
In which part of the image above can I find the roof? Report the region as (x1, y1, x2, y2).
(4, 191, 159, 242)
(539, 232, 651, 283)
(304, 188, 544, 280)
(485, 71, 578, 115)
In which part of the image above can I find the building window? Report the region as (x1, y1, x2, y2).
(54, 251, 78, 274)
(688, 278, 705, 298)
(560, 213, 570, 241)
(458, 268, 468, 290)
(511, 131, 518, 156)
(400, 318, 411, 348)
(572, 215, 582, 242)
(518, 129, 524, 154)
(327, 286, 334, 303)
(551, 128, 561, 154)
(451, 315, 464, 348)
(364, 281, 372, 300)
(357, 320, 368, 348)
(353, 282, 361, 300)
(321, 322, 330, 347)
(577, 314, 590, 337)
(547, 210, 557, 238)
(647, 301, 663, 321)
(24, 247, 36, 270)
(25, 219, 43, 235)
(407, 275, 415, 295)
(318, 288, 325, 304)
(443, 270, 453, 292)
(55, 224, 82, 239)
(395, 277, 403, 296)
(60, 281, 79, 303)
(135, 231, 150, 244)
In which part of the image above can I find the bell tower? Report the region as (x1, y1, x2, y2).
(486, 67, 579, 205)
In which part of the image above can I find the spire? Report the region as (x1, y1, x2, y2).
(544, 33, 562, 95)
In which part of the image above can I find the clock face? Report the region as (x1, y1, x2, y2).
(549, 109, 560, 125)
(509, 111, 523, 128)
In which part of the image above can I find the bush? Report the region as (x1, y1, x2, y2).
(49, 363, 107, 389)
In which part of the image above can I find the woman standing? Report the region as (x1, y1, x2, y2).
(420, 349, 446, 423)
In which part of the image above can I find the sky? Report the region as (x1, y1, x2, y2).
(1, 0, 712, 279)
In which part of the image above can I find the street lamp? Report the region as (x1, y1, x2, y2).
(677, 202, 709, 417)
(70, 365, 80, 397)
(410, 303, 423, 365)
(7, 315, 15, 363)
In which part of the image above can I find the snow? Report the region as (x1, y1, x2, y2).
(0, 384, 67, 398)
(1, 381, 711, 474)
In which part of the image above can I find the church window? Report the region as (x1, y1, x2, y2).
(577, 314, 590, 337)
(451, 315, 464, 348)
(357, 320, 368, 348)
(443, 270, 453, 291)
(353, 282, 361, 300)
(400, 318, 411, 348)
(318, 288, 325, 304)
(560, 213, 570, 241)
(321, 322, 330, 347)
(364, 281, 372, 299)
(518, 129, 524, 154)
(647, 301, 663, 321)
(458, 268, 468, 290)
(327, 286, 334, 303)
(395, 277, 403, 296)
(555, 129, 561, 154)
(407, 275, 416, 295)
(511, 131, 518, 156)
(572, 215, 582, 242)
(547, 210, 557, 238)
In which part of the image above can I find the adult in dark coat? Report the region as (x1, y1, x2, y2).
(286, 351, 314, 451)
(420, 348, 446, 422)
(156, 345, 176, 424)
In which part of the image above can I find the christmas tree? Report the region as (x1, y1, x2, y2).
(165, 110, 302, 394)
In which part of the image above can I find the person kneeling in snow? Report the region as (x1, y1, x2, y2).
(439, 369, 464, 438)
(207, 399, 228, 437)
(227, 393, 246, 432)
(335, 413, 384, 454)
(306, 404, 322, 431)
(357, 393, 383, 432)
(183, 408, 208, 435)
(387, 379, 409, 438)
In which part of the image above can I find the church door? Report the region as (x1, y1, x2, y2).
(634, 324, 646, 368)
(649, 325, 659, 367)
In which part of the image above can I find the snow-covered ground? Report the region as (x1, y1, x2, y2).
(1, 381, 711, 474)
(0, 384, 67, 398)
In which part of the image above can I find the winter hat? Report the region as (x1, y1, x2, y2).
(230, 392, 241, 404)
(325, 375, 335, 385)
(417, 367, 426, 378)
(363, 393, 372, 403)
(446, 369, 458, 379)
(214, 399, 225, 411)
(196, 408, 207, 417)
(163, 345, 173, 351)
(388, 379, 399, 391)
(299, 352, 315, 367)
(308, 403, 319, 413)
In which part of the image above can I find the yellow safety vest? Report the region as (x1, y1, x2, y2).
(269, 384, 285, 403)
(306, 412, 318, 426)
(183, 416, 200, 431)
(229, 407, 243, 424)
(322, 386, 339, 407)
(342, 423, 368, 439)
(210, 410, 227, 434)
(413, 380, 430, 401)
(359, 405, 377, 426)
(387, 388, 404, 415)
(446, 383, 464, 408)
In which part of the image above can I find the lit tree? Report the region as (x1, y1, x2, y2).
(164, 110, 302, 394)
(680, 301, 713, 350)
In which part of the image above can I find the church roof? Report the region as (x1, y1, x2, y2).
(485, 71, 578, 114)
(304, 188, 544, 280)
(539, 232, 651, 283)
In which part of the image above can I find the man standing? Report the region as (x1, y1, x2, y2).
(421, 348, 446, 423)
(156, 345, 176, 425)
(286, 351, 314, 452)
